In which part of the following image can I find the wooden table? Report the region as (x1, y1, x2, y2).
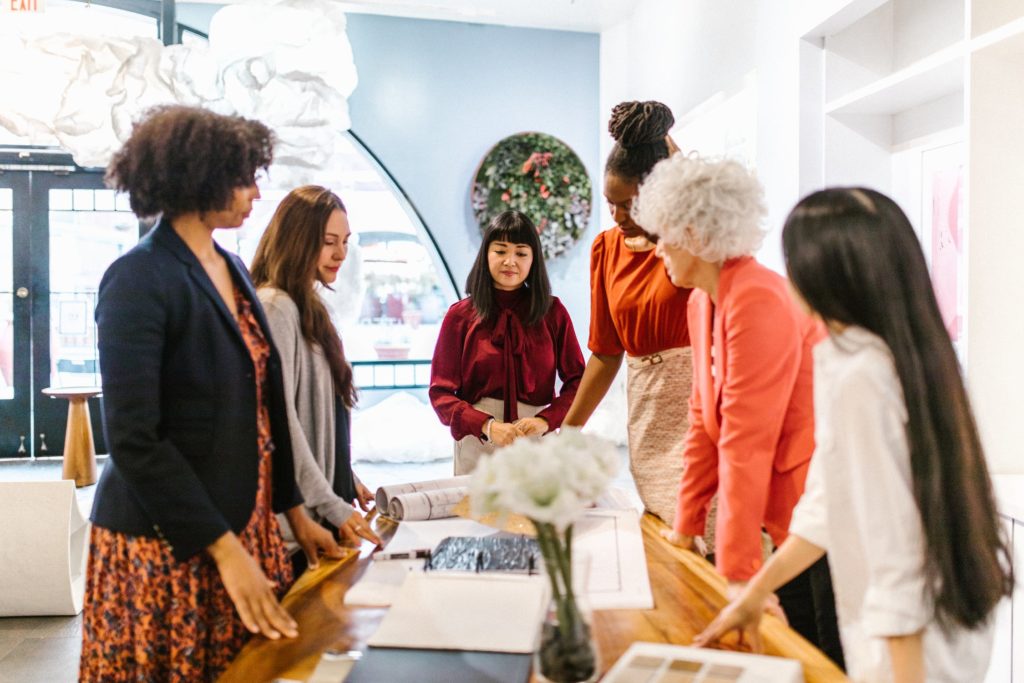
(41, 386, 101, 487)
(220, 513, 847, 683)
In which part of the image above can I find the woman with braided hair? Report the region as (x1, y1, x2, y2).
(563, 101, 697, 532)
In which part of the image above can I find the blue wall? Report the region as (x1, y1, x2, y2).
(175, 7, 601, 337)
(345, 14, 600, 337)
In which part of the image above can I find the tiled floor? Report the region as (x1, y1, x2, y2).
(0, 615, 82, 683)
(0, 449, 638, 682)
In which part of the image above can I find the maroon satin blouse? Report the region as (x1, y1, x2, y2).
(429, 288, 585, 441)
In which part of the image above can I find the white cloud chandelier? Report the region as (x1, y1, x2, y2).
(0, 0, 358, 185)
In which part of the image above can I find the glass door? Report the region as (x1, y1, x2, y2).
(0, 173, 31, 456)
(32, 172, 140, 457)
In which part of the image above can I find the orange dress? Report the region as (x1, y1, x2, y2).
(79, 289, 293, 683)
(588, 227, 691, 357)
(587, 228, 695, 526)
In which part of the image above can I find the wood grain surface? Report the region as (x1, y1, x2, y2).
(219, 513, 847, 683)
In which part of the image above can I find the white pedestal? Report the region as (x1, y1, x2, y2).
(0, 480, 89, 616)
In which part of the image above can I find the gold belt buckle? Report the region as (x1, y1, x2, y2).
(642, 353, 663, 366)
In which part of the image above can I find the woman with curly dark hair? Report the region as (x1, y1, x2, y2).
(80, 105, 344, 682)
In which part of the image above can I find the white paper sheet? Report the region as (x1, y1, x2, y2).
(367, 572, 549, 653)
(593, 486, 644, 513)
(343, 559, 421, 607)
(575, 508, 654, 610)
(346, 511, 652, 611)
(382, 518, 499, 555)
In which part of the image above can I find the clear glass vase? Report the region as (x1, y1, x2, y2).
(535, 594, 599, 683)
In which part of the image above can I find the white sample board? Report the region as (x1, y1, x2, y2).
(603, 642, 803, 683)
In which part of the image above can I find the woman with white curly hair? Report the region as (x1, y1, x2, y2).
(633, 154, 844, 669)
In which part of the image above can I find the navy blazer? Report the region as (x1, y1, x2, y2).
(91, 219, 303, 561)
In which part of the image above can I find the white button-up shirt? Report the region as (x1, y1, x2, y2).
(789, 326, 994, 683)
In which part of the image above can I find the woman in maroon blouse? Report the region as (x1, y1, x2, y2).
(430, 210, 586, 474)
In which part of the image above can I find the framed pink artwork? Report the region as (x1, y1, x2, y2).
(920, 142, 965, 344)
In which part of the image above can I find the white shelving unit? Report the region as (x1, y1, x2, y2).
(803, 0, 1024, 679)
(811, 0, 967, 187)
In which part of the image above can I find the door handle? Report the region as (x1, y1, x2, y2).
(15, 287, 28, 299)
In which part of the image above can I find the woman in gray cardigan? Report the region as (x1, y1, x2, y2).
(251, 185, 381, 549)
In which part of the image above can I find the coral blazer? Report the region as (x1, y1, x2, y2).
(673, 256, 823, 581)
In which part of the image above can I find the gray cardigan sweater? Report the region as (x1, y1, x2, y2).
(257, 288, 355, 533)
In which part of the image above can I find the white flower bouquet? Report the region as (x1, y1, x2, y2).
(469, 429, 620, 683)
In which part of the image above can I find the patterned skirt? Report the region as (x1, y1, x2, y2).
(625, 346, 716, 551)
(78, 469, 292, 683)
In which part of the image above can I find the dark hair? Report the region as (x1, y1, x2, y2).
(250, 185, 356, 408)
(783, 187, 1013, 629)
(106, 105, 274, 219)
(465, 210, 551, 326)
(605, 100, 674, 182)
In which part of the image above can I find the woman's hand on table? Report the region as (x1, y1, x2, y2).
(208, 531, 298, 640)
(660, 529, 697, 552)
(693, 584, 766, 653)
(354, 481, 374, 512)
(338, 510, 383, 548)
(727, 581, 788, 626)
(285, 507, 349, 569)
(513, 417, 549, 437)
(661, 529, 710, 556)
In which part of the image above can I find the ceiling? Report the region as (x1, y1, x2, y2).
(333, 0, 637, 33)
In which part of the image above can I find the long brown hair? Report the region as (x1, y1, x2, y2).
(251, 185, 357, 408)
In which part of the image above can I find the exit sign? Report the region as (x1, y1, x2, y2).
(3, 0, 44, 11)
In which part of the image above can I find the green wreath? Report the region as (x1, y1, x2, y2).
(471, 132, 592, 259)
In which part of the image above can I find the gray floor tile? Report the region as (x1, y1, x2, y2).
(0, 617, 48, 637)
(0, 637, 79, 683)
(33, 616, 80, 639)
(0, 637, 25, 661)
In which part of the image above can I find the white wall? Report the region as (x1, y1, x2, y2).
(599, 0, 805, 273)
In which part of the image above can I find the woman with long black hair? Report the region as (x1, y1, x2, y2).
(696, 188, 1013, 682)
(429, 210, 585, 474)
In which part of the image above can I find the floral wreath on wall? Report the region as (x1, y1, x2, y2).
(471, 132, 592, 259)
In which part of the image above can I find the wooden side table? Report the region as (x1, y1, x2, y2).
(42, 387, 102, 487)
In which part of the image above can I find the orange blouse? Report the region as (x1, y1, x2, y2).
(588, 228, 692, 357)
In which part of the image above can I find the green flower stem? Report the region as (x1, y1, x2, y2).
(534, 523, 563, 602)
(532, 520, 581, 645)
(552, 525, 580, 620)
(564, 524, 574, 598)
